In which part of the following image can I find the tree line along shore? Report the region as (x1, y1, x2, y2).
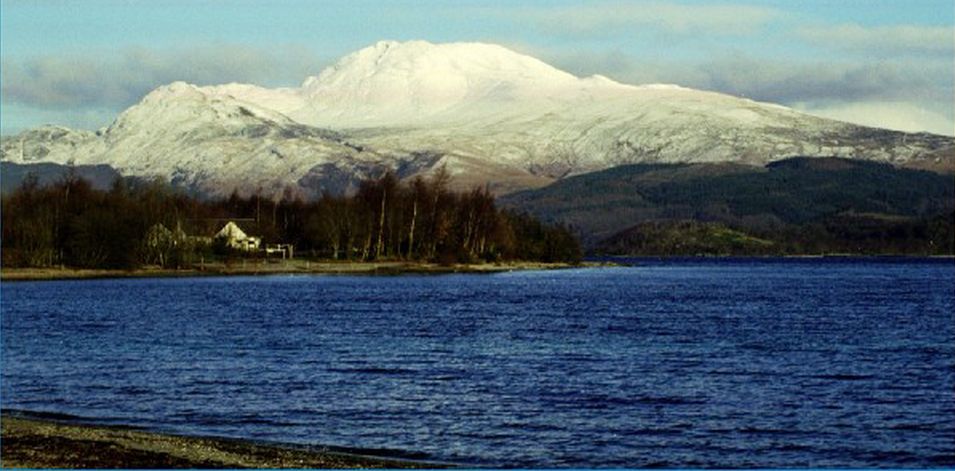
(1, 167, 582, 273)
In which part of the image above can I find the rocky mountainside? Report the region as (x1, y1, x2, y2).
(2, 40, 952, 198)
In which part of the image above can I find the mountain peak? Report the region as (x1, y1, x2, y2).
(143, 81, 204, 101)
(294, 40, 585, 124)
(302, 40, 577, 91)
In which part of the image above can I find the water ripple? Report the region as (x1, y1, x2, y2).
(2, 258, 954, 467)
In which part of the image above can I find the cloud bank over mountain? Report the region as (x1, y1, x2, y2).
(1, 1, 951, 135)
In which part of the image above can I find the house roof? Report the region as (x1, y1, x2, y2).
(215, 221, 252, 240)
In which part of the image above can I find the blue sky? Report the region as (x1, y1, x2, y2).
(2, 0, 953, 135)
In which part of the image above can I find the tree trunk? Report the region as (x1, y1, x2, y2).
(407, 198, 417, 260)
(375, 188, 386, 259)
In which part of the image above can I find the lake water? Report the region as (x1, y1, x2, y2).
(2, 259, 954, 467)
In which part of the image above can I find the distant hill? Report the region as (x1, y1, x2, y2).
(500, 157, 955, 255)
(1, 162, 121, 194)
(596, 220, 775, 256)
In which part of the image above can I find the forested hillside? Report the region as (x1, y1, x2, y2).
(501, 157, 955, 255)
(1, 162, 121, 194)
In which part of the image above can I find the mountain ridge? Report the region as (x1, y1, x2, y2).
(2, 40, 952, 198)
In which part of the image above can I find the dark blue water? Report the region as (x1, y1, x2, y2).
(2, 259, 954, 467)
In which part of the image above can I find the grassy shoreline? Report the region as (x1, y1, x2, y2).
(0, 413, 444, 468)
(0, 260, 585, 282)
(5, 255, 946, 282)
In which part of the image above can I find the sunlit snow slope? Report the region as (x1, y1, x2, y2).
(3, 40, 952, 197)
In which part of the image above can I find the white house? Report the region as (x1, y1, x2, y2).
(215, 221, 261, 252)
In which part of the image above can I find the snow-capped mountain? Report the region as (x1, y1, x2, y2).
(3, 40, 952, 197)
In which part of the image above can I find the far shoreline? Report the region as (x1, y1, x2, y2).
(592, 253, 955, 260)
(2, 255, 951, 282)
(0, 260, 591, 282)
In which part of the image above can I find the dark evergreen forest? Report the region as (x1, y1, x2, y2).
(1, 168, 581, 269)
(503, 157, 955, 256)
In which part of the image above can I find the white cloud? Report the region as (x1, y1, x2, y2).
(537, 48, 950, 104)
(798, 24, 954, 57)
(1, 45, 328, 109)
(794, 101, 954, 136)
(692, 56, 952, 105)
(521, 45, 953, 135)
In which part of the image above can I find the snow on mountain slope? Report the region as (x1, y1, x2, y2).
(295, 40, 581, 126)
(2, 125, 100, 164)
(197, 40, 587, 127)
(2, 40, 952, 198)
(187, 40, 955, 177)
(2, 82, 401, 197)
